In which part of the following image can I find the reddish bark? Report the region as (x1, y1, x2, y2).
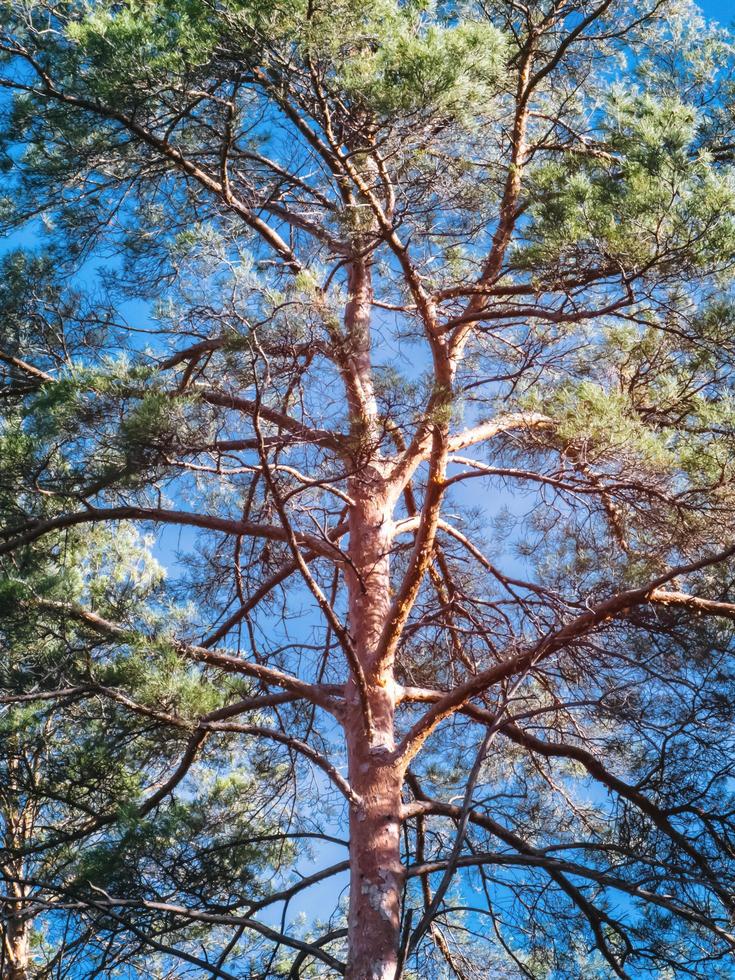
(343, 481, 405, 979)
(341, 234, 406, 972)
(345, 742, 404, 980)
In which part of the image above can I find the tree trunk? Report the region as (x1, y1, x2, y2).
(344, 487, 405, 980)
(345, 732, 404, 980)
(340, 192, 407, 975)
(3, 758, 31, 980)
(3, 911, 30, 980)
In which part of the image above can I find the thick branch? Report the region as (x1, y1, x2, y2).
(0, 506, 342, 562)
(397, 542, 735, 759)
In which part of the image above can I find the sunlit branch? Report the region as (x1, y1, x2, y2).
(402, 803, 735, 947)
(397, 541, 735, 760)
(250, 358, 374, 735)
(0, 53, 304, 272)
(0, 506, 344, 563)
(29, 599, 341, 714)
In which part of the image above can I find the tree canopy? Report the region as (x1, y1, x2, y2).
(2, 1, 735, 977)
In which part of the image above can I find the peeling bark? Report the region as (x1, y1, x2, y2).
(345, 734, 404, 980)
(344, 482, 405, 980)
(3, 913, 30, 980)
(2, 758, 31, 980)
(342, 241, 406, 975)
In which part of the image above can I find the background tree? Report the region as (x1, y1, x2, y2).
(2, 0, 735, 977)
(1, 516, 305, 979)
(0, 260, 334, 979)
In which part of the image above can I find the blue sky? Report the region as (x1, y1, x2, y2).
(703, 0, 734, 19)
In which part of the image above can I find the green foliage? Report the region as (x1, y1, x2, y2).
(2, 0, 735, 976)
(0, 522, 293, 977)
(520, 93, 735, 274)
(64, 0, 219, 101)
(336, 10, 506, 116)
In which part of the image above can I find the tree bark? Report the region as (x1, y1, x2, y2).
(2, 873, 30, 980)
(344, 486, 405, 980)
(340, 175, 407, 974)
(3, 913, 30, 980)
(345, 738, 404, 980)
(3, 752, 31, 980)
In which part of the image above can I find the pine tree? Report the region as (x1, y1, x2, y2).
(2, 1, 735, 977)
(1, 520, 296, 979)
